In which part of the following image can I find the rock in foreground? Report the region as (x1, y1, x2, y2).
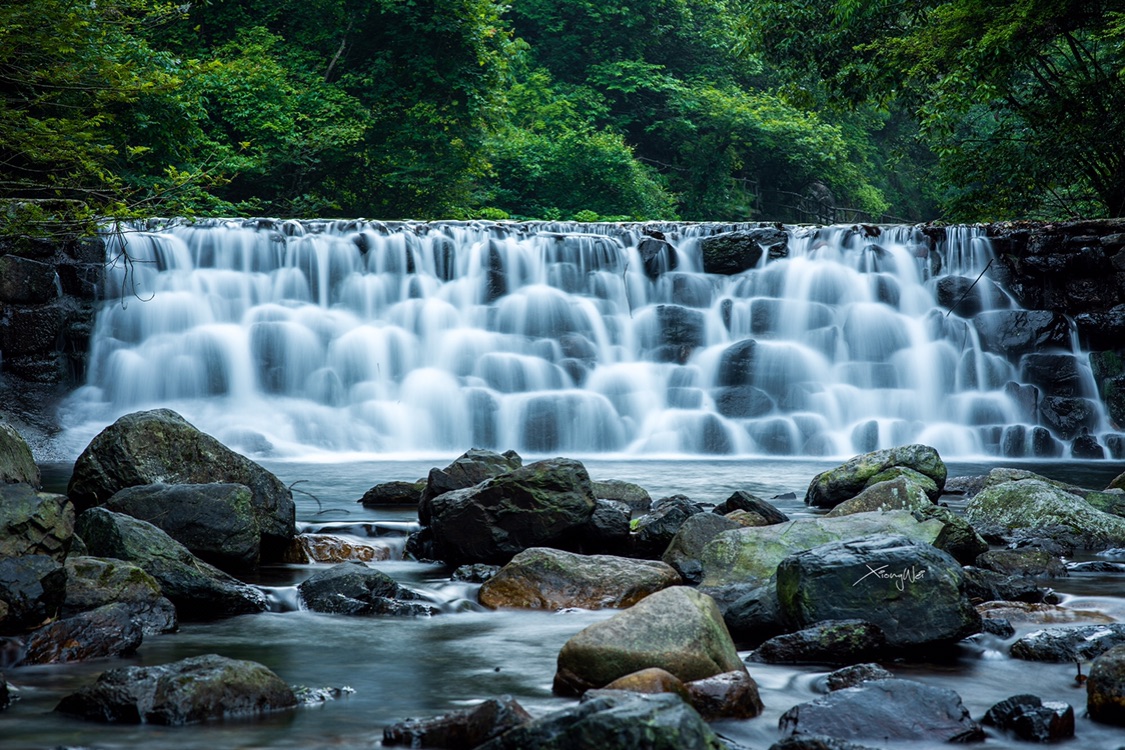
(1087, 644, 1125, 725)
(383, 695, 531, 748)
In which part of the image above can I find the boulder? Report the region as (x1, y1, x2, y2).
(1039, 396, 1100, 440)
(662, 513, 741, 584)
(631, 495, 704, 559)
(775, 535, 980, 650)
(104, 483, 260, 570)
(976, 549, 1068, 578)
(1020, 353, 1089, 397)
(76, 508, 267, 618)
(66, 409, 295, 561)
(297, 562, 438, 617)
(825, 663, 894, 691)
(282, 534, 392, 564)
(0, 554, 66, 635)
(383, 696, 532, 749)
(636, 236, 679, 279)
(712, 385, 773, 418)
(755, 620, 887, 665)
(1011, 624, 1125, 662)
(712, 491, 788, 524)
(592, 479, 652, 513)
(644, 305, 705, 363)
(479, 548, 680, 610)
(358, 479, 425, 507)
(684, 669, 765, 720)
(553, 586, 743, 696)
(973, 309, 1071, 359)
(418, 448, 523, 523)
(778, 679, 984, 743)
(0, 422, 40, 487)
(475, 690, 724, 750)
(428, 458, 596, 565)
(63, 556, 177, 635)
(966, 479, 1125, 550)
(824, 477, 932, 517)
(701, 580, 784, 648)
(55, 653, 296, 724)
(1088, 644, 1125, 725)
(805, 445, 946, 509)
(0, 483, 74, 560)
(572, 499, 632, 555)
(699, 510, 946, 587)
(1112, 470, 1125, 491)
(982, 694, 1075, 742)
(22, 603, 143, 665)
(700, 228, 788, 275)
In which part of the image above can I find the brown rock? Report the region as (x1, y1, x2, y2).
(685, 669, 765, 720)
(604, 667, 689, 699)
(283, 534, 393, 564)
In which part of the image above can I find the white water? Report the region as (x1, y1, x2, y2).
(59, 219, 1113, 459)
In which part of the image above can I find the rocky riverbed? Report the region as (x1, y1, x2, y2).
(3, 409, 1125, 748)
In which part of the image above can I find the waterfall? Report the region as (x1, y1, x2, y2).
(59, 218, 1114, 459)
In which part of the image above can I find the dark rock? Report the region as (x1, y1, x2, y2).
(0, 671, 8, 710)
(67, 409, 295, 561)
(1039, 397, 1101, 440)
(0, 254, 57, 303)
(961, 567, 1046, 604)
(383, 695, 532, 748)
(22, 602, 143, 665)
(775, 534, 980, 650)
(55, 653, 296, 724)
(1088, 644, 1125, 725)
(684, 669, 764, 720)
(700, 228, 788, 275)
(717, 339, 757, 387)
(420, 449, 524, 521)
(982, 694, 1075, 742)
(1021, 353, 1089, 397)
(479, 547, 679, 610)
(475, 690, 724, 750)
(104, 483, 260, 570)
(637, 237, 679, 279)
(298, 562, 438, 616)
(713, 491, 789, 524)
(914, 504, 989, 564)
(76, 508, 268, 619)
(662, 513, 741, 584)
(973, 310, 1071, 359)
(755, 620, 887, 665)
(592, 479, 652, 513)
(359, 479, 425, 507)
(1011, 624, 1125, 662)
(0, 554, 66, 635)
(805, 445, 946, 509)
(1069, 560, 1125, 573)
(1004, 381, 1040, 422)
(573, 499, 631, 555)
(980, 618, 1016, 638)
(1072, 434, 1106, 459)
(1075, 304, 1125, 350)
(0, 422, 40, 487)
(632, 495, 704, 559)
(935, 275, 1008, 317)
(63, 556, 177, 636)
(0, 483, 74, 560)
(713, 385, 774, 418)
(451, 564, 500, 583)
(825, 663, 894, 691)
(700, 580, 784, 648)
(769, 737, 880, 750)
(428, 458, 596, 565)
(977, 549, 1067, 578)
(645, 305, 706, 364)
(778, 678, 984, 743)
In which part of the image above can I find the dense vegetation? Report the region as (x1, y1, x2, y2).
(2, 0, 1123, 231)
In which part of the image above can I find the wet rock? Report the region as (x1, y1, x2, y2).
(662, 513, 741, 584)
(0, 483, 74, 561)
(604, 668, 690, 699)
(428, 458, 596, 565)
(592, 479, 652, 513)
(981, 618, 1016, 638)
(637, 236, 679, 279)
(22, 602, 142, 665)
(977, 601, 1113, 625)
(475, 690, 724, 750)
(769, 737, 880, 750)
(418, 448, 523, 523)
(966, 479, 1125, 550)
(935, 275, 1008, 317)
(700, 580, 784, 648)
(298, 562, 438, 617)
(55, 653, 296, 724)
(713, 491, 788, 524)
(63, 556, 177, 636)
(0, 554, 66, 635)
(982, 694, 1075, 742)
(775, 535, 980, 650)
(0, 671, 9, 710)
(977, 548, 1068, 578)
(914, 504, 989, 564)
(479, 547, 679, 610)
(825, 663, 894, 691)
(700, 228, 788, 275)
(962, 568, 1047, 604)
(1021, 353, 1089, 398)
(824, 477, 933, 518)
(805, 445, 946, 509)
(713, 385, 774, 418)
(573, 499, 631, 555)
(646, 305, 705, 363)
(1088, 644, 1125, 725)
(0, 422, 40, 487)
(104, 483, 260, 571)
(358, 479, 425, 507)
(282, 534, 392, 564)
(1072, 434, 1106, 459)
(631, 495, 704, 559)
(1112, 470, 1125, 491)
(67, 409, 295, 561)
(1077, 304, 1125, 350)
(553, 586, 743, 696)
(755, 620, 887, 665)
(684, 669, 764, 720)
(1011, 624, 1125, 662)
(973, 309, 1071, 359)
(76, 508, 267, 619)
(1039, 397, 1101, 440)
(1086, 490, 1125, 518)
(778, 678, 984, 743)
(699, 510, 946, 587)
(383, 695, 532, 748)
(452, 564, 500, 583)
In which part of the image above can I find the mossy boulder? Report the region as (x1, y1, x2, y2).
(662, 513, 741, 584)
(62, 556, 177, 635)
(0, 483, 74, 561)
(805, 445, 946, 509)
(825, 477, 933, 517)
(0, 421, 39, 487)
(1088, 644, 1125, 726)
(966, 479, 1125, 550)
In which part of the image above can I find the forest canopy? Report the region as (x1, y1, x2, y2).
(2, 0, 1123, 230)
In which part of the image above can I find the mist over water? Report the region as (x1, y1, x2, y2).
(58, 219, 1111, 460)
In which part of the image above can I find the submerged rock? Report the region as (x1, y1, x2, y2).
(0, 483, 73, 561)
(1088, 644, 1125, 726)
(55, 653, 296, 724)
(298, 562, 438, 617)
(824, 663, 894, 691)
(383, 695, 532, 748)
(283, 534, 392, 564)
(804, 445, 946, 509)
(479, 547, 680, 610)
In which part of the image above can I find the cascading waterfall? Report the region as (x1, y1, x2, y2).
(59, 218, 1114, 459)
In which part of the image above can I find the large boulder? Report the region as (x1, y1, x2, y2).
(775, 535, 980, 649)
(0, 483, 74, 561)
(76, 508, 268, 618)
(553, 586, 744, 696)
(428, 458, 596, 565)
(297, 562, 439, 617)
(383, 696, 532, 748)
(662, 513, 741, 584)
(700, 228, 788, 275)
(418, 448, 523, 523)
(0, 422, 40, 487)
(966, 479, 1125, 550)
(475, 690, 725, 750)
(699, 510, 946, 587)
(55, 653, 296, 724)
(22, 602, 143, 665)
(805, 445, 946, 509)
(778, 679, 984, 743)
(104, 483, 260, 571)
(67, 409, 295, 561)
(1088, 644, 1125, 726)
(0, 554, 66, 635)
(479, 548, 680, 610)
(62, 556, 177, 635)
